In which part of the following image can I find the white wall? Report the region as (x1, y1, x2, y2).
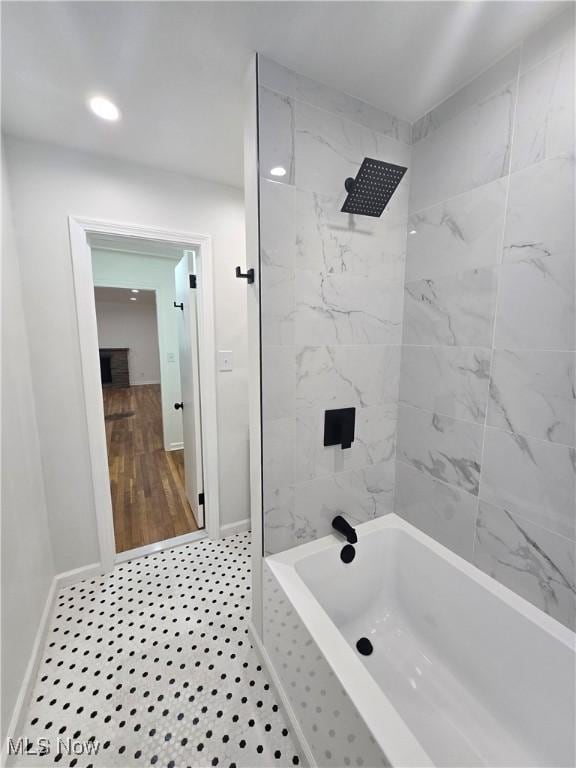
(4, 136, 250, 573)
(95, 299, 161, 386)
(93, 248, 185, 451)
(1, 149, 55, 741)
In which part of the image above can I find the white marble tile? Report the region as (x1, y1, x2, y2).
(494, 253, 574, 351)
(488, 349, 575, 446)
(264, 461, 396, 554)
(261, 265, 294, 346)
(403, 267, 497, 347)
(295, 345, 401, 410)
(258, 56, 297, 98)
(263, 486, 306, 556)
(399, 346, 491, 424)
(503, 154, 575, 264)
(294, 403, 397, 484)
(520, 5, 575, 74)
(397, 404, 483, 495)
(259, 86, 295, 184)
(412, 49, 520, 144)
(406, 178, 507, 281)
(263, 417, 295, 491)
(294, 270, 403, 346)
(410, 82, 515, 213)
(295, 100, 410, 198)
(480, 426, 576, 539)
(260, 179, 296, 270)
(512, 43, 575, 173)
(294, 79, 411, 144)
(474, 500, 575, 630)
(295, 188, 407, 280)
(262, 346, 296, 421)
(293, 461, 396, 540)
(258, 56, 411, 142)
(394, 460, 477, 561)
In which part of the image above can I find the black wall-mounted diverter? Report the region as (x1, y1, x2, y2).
(324, 407, 356, 450)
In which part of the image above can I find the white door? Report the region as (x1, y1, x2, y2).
(175, 251, 204, 528)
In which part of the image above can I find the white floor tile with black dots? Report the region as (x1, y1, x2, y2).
(14, 533, 303, 768)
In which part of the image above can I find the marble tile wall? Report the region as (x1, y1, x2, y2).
(258, 56, 411, 556)
(395, 7, 575, 629)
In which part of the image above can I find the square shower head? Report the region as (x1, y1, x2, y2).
(341, 157, 407, 217)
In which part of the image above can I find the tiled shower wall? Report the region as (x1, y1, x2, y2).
(394, 7, 575, 629)
(258, 57, 411, 555)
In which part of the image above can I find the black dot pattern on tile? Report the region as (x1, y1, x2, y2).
(14, 534, 302, 768)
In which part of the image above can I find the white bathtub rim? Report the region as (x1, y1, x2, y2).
(265, 558, 433, 767)
(266, 538, 434, 766)
(265, 514, 575, 768)
(268, 513, 575, 649)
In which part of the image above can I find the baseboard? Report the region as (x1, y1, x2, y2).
(248, 622, 316, 768)
(131, 380, 161, 386)
(2, 579, 57, 766)
(219, 518, 251, 537)
(55, 561, 103, 589)
(167, 442, 184, 451)
(115, 530, 207, 563)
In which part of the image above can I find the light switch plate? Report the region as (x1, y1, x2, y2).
(218, 350, 233, 372)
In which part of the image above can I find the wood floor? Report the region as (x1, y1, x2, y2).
(103, 384, 199, 553)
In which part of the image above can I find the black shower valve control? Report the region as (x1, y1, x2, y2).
(324, 407, 356, 450)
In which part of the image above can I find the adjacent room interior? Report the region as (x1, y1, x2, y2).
(95, 284, 200, 552)
(91, 237, 205, 555)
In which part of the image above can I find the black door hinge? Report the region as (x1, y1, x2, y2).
(198, 492, 205, 506)
(189, 274, 197, 289)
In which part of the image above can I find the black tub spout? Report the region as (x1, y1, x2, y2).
(332, 515, 357, 544)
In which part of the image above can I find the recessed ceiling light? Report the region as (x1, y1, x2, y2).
(131, 289, 139, 293)
(130, 297, 137, 301)
(88, 96, 120, 122)
(270, 166, 287, 177)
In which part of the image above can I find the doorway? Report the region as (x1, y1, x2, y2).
(93, 284, 201, 553)
(70, 218, 220, 571)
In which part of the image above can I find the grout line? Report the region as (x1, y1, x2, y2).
(396, 458, 576, 546)
(473, 52, 523, 562)
(258, 78, 412, 146)
(408, 167, 509, 217)
(262, 342, 574, 353)
(397, 401, 575, 451)
(408, 144, 575, 219)
(395, 457, 478, 501)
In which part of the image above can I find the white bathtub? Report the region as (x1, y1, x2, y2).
(263, 514, 575, 768)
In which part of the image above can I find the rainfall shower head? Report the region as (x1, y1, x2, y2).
(341, 157, 407, 217)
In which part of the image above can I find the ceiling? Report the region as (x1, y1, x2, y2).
(95, 286, 156, 304)
(2, 1, 565, 188)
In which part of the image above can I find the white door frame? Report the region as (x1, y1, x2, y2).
(68, 216, 221, 573)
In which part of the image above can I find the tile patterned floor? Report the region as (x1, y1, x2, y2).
(14, 534, 302, 768)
